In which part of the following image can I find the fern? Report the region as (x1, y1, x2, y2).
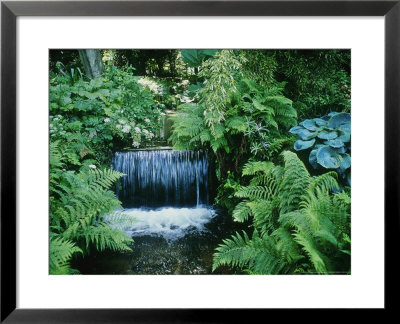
(242, 161, 274, 176)
(213, 230, 289, 274)
(279, 151, 311, 214)
(49, 235, 82, 274)
(49, 142, 133, 274)
(232, 201, 252, 222)
(213, 151, 351, 274)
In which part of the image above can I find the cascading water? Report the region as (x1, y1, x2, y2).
(112, 150, 209, 208)
(110, 150, 216, 239)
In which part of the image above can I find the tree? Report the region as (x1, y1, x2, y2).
(78, 49, 105, 78)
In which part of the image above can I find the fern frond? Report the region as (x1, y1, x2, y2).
(49, 235, 82, 274)
(225, 116, 247, 133)
(310, 172, 339, 193)
(232, 201, 252, 222)
(242, 161, 274, 176)
(235, 185, 273, 200)
(81, 223, 133, 252)
(279, 151, 310, 213)
(213, 230, 287, 274)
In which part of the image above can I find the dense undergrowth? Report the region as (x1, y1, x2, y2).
(49, 49, 351, 274)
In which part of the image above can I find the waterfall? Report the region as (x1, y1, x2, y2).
(112, 150, 209, 208)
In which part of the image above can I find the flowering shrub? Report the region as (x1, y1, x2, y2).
(49, 65, 166, 163)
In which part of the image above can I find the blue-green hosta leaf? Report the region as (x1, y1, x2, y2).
(314, 118, 328, 127)
(294, 138, 316, 151)
(309, 149, 318, 169)
(316, 146, 343, 169)
(296, 128, 317, 140)
(317, 130, 338, 140)
(338, 122, 351, 134)
(336, 130, 351, 143)
(337, 146, 346, 154)
(339, 153, 351, 171)
(328, 112, 351, 129)
(300, 119, 318, 131)
(327, 139, 344, 148)
(289, 125, 304, 134)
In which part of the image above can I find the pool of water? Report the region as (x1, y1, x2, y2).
(72, 207, 240, 274)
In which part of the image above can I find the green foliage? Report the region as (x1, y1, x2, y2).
(181, 49, 219, 67)
(49, 236, 82, 274)
(170, 50, 297, 185)
(273, 50, 351, 119)
(50, 65, 165, 157)
(290, 112, 351, 185)
(213, 151, 351, 274)
(49, 49, 351, 275)
(49, 141, 133, 274)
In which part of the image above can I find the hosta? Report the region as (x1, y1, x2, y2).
(290, 112, 351, 185)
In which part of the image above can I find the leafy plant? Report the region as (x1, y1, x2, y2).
(274, 50, 351, 119)
(170, 50, 297, 182)
(50, 65, 165, 156)
(49, 141, 133, 274)
(180, 49, 219, 68)
(290, 112, 351, 185)
(213, 151, 351, 274)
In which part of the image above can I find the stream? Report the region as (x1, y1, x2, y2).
(73, 149, 237, 274)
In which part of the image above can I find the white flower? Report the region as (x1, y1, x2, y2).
(142, 129, 149, 134)
(104, 118, 110, 123)
(89, 165, 96, 169)
(180, 80, 190, 86)
(60, 131, 66, 135)
(132, 141, 140, 148)
(89, 132, 97, 138)
(144, 118, 150, 123)
(116, 124, 122, 129)
(121, 125, 131, 133)
(134, 127, 141, 133)
(118, 119, 126, 124)
(53, 118, 59, 121)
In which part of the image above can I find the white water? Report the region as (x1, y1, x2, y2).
(113, 206, 217, 239)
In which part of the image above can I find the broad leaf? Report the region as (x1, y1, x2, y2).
(327, 139, 344, 148)
(294, 139, 316, 151)
(317, 130, 338, 140)
(328, 112, 351, 129)
(316, 146, 343, 169)
(300, 119, 318, 131)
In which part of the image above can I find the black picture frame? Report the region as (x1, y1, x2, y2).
(1, 0, 398, 322)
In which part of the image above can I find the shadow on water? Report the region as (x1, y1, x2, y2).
(72, 150, 243, 275)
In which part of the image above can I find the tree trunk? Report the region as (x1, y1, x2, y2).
(78, 49, 104, 79)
